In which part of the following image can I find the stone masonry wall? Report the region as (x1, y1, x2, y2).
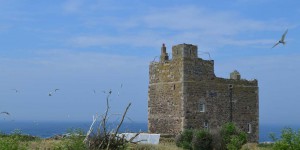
(183, 78, 258, 142)
(148, 43, 259, 142)
(148, 58, 184, 135)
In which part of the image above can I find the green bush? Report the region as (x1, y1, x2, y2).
(0, 137, 25, 150)
(176, 129, 213, 150)
(220, 123, 247, 150)
(54, 128, 87, 150)
(10, 129, 39, 142)
(175, 129, 193, 149)
(192, 129, 213, 150)
(0, 129, 35, 150)
(271, 127, 300, 150)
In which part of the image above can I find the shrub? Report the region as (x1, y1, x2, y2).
(226, 133, 247, 150)
(10, 129, 39, 142)
(175, 129, 193, 149)
(0, 130, 36, 150)
(220, 122, 247, 150)
(53, 128, 87, 150)
(0, 137, 25, 150)
(271, 127, 300, 150)
(83, 91, 135, 150)
(192, 129, 213, 150)
(176, 129, 213, 150)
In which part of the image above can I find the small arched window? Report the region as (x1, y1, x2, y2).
(199, 103, 205, 112)
(247, 123, 252, 133)
(204, 121, 209, 129)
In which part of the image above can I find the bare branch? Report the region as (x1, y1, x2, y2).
(83, 114, 98, 143)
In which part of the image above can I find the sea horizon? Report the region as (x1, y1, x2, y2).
(1, 120, 299, 143)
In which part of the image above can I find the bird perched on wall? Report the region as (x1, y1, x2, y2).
(272, 29, 288, 48)
(0, 112, 10, 115)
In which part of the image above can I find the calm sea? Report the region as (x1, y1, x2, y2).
(0, 121, 148, 139)
(0, 121, 299, 142)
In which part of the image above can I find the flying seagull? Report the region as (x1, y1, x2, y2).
(117, 83, 123, 96)
(49, 89, 59, 96)
(11, 89, 19, 93)
(0, 112, 10, 115)
(272, 29, 288, 48)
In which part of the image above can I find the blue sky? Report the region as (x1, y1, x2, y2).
(0, 0, 299, 125)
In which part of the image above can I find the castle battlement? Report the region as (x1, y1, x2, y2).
(148, 43, 259, 142)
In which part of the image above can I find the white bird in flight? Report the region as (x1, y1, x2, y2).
(272, 29, 288, 48)
(49, 89, 59, 96)
(11, 89, 19, 93)
(117, 84, 123, 96)
(0, 112, 10, 115)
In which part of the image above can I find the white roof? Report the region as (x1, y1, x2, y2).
(118, 133, 160, 145)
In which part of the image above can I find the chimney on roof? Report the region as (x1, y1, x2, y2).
(160, 43, 169, 62)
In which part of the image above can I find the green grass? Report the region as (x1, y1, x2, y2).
(0, 129, 276, 150)
(0, 130, 183, 150)
(0, 129, 87, 150)
(0, 134, 273, 150)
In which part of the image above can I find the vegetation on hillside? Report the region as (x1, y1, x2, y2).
(175, 128, 213, 150)
(0, 89, 299, 150)
(174, 122, 247, 150)
(270, 127, 300, 150)
(2, 126, 300, 150)
(220, 122, 247, 150)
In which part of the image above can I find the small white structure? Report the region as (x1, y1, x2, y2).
(118, 133, 160, 145)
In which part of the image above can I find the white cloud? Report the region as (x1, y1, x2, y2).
(68, 5, 287, 49)
(1, 49, 148, 74)
(69, 33, 169, 48)
(63, 0, 84, 13)
(216, 38, 275, 47)
(142, 6, 281, 33)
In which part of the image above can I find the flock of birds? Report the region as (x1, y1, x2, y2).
(1, 84, 123, 118)
(0, 29, 289, 119)
(10, 88, 60, 96)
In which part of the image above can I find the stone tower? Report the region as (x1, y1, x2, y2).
(148, 43, 259, 142)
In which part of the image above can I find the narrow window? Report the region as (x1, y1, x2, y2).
(199, 103, 205, 112)
(173, 84, 176, 90)
(247, 123, 252, 133)
(204, 121, 209, 129)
